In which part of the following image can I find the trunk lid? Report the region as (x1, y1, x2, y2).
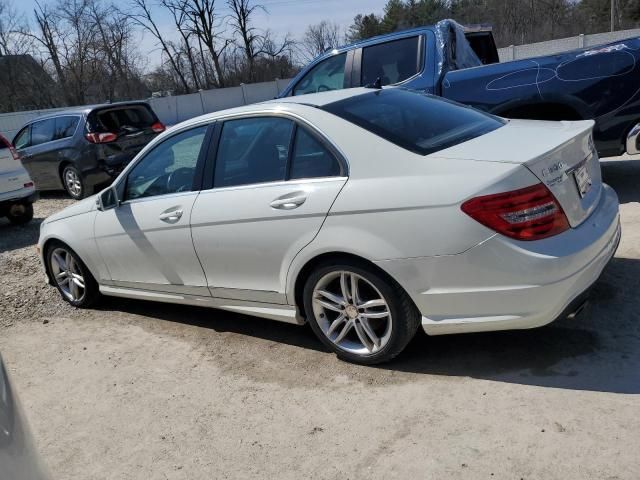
(436, 119, 601, 228)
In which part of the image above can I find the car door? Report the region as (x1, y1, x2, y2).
(15, 118, 61, 189)
(190, 115, 347, 304)
(93, 123, 211, 296)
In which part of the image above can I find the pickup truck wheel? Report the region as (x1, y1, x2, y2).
(62, 165, 88, 200)
(6, 202, 34, 225)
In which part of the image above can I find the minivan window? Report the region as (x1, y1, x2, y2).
(30, 118, 56, 146)
(293, 53, 347, 96)
(214, 117, 294, 188)
(54, 116, 79, 140)
(93, 105, 156, 133)
(361, 36, 421, 87)
(322, 89, 505, 156)
(13, 126, 31, 150)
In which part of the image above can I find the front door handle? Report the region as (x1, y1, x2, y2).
(270, 194, 307, 210)
(159, 209, 183, 223)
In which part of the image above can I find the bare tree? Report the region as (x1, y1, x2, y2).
(226, 0, 264, 82)
(126, 0, 192, 93)
(299, 20, 341, 62)
(0, 0, 32, 56)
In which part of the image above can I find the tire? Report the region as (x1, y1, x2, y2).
(303, 259, 421, 365)
(62, 165, 89, 200)
(6, 202, 34, 225)
(46, 241, 100, 308)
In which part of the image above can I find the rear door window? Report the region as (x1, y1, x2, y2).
(361, 36, 421, 87)
(290, 127, 341, 179)
(30, 119, 56, 146)
(293, 53, 347, 96)
(94, 105, 156, 133)
(214, 117, 294, 188)
(54, 116, 80, 140)
(322, 89, 505, 155)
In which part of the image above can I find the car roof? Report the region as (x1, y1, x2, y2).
(174, 87, 376, 129)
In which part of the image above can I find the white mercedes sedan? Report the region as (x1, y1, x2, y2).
(38, 88, 620, 364)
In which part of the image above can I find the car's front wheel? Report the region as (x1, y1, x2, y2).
(62, 165, 88, 200)
(47, 243, 100, 307)
(303, 260, 421, 364)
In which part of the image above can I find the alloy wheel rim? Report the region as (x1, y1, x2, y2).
(312, 271, 392, 355)
(50, 248, 85, 302)
(64, 170, 82, 197)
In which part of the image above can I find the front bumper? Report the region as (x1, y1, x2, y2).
(376, 184, 621, 335)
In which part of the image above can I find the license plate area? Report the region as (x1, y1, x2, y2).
(573, 163, 592, 198)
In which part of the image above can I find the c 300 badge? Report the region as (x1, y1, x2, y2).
(541, 161, 566, 186)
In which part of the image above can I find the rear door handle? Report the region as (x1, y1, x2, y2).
(159, 209, 183, 222)
(270, 194, 307, 210)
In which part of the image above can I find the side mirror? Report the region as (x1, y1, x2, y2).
(96, 187, 119, 211)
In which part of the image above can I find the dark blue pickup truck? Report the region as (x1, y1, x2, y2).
(280, 20, 640, 158)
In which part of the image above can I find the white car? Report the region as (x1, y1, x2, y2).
(0, 134, 37, 225)
(37, 88, 620, 364)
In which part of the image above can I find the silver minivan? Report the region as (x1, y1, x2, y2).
(0, 134, 37, 225)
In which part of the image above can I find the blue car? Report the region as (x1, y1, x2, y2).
(281, 19, 640, 158)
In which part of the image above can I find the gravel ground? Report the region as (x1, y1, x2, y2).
(1, 162, 640, 480)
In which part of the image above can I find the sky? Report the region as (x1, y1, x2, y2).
(16, 0, 389, 67)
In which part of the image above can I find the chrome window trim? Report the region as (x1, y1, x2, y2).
(197, 176, 348, 196)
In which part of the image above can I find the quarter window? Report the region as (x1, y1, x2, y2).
(54, 116, 80, 140)
(30, 118, 56, 146)
(124, 125, 207, 201)
(214, 117, 294, 188)
(290, 128, 341, 179)
(293, 53, 347, 96)
(361, 36, 421, 87)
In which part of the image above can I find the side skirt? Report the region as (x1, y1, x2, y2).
(99, 285, 305, 325)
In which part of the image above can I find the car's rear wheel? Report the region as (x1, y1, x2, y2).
(47, 243, 100, 307)
(62, 165, 88, 200)
(6, 202, 34, 225)
(303, 260, 421, 364)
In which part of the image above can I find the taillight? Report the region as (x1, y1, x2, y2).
(0, 135, 19, 160)
(24, 182, 34, 188)
(151, 122, 165, 133)
(461, 183, 570, 241)
(85, 132, 118, 144)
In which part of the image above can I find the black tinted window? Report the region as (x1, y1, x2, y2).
(125, 126, 207, 201)
(322, 89, 505, 155)
(54, 116, 79, 140)
(95, 105, 156, 133)
(362, 36, 421, 87)
(293, 53, 347, 96)
(13, 126, 30, 150)
(30, 119, 55, 146)
(290, 128, 341, 179)
(214, 117, 294, 188)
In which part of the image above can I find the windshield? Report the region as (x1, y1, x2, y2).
(321, 89, 505, 155)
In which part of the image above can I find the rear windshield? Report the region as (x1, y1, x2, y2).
(89, 105, 157, 133)
(321, 89, 505, 155)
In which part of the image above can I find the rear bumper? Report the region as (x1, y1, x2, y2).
(376, 184, 620, 335)
(0, 187, 37, 206)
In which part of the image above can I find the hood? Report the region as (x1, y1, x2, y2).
(45, 194, 97, 224)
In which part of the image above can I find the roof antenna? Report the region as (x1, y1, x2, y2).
(365, 77, 383, 89)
